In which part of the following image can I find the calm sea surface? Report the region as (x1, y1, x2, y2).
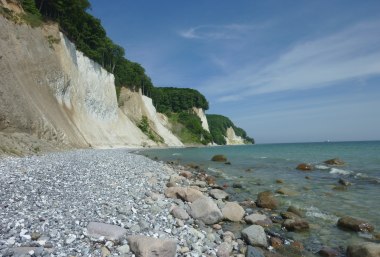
(139, 141, 380, 251)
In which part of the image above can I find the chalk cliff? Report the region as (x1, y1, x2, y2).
(0, 16, 155, 148)
(119, 88, 183, 146)
(192, 107, 210, 132)
(224, 127, 245, 145)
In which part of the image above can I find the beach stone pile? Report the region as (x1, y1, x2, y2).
(1, 149, 379, 257)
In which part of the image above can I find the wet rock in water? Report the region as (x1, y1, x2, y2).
(338, 178, 352, 186)
(275, 187, 299, 196)
(270, 215, 284, 224)
(224, 161, 232, 165)
(216, 242, 233, 257)
(233, 182, 243, 188)
(127, 235, 176, 257)
(324, 158, 345, 166)
(332, 185, 348, 191)
(296, 163, 313, 171)
(318, 247, 340, 257)
(287, 206, 304, 217)
(280, 211, 301, 220)
(246, 245, 265, 257)
(171, 206, 189, 220)
(209, 189, 229, 200)
(275, 179, 284, 184)
(337, 216, 375, 232)
(256, 191, 278, 210)
(245, 213, 271, 226)
(211, 155, 228, 162)
(87, 222, 127, 241)
(190, 197, 223, 224)
(164, 186, 203, 202)
(222, 202, 245, 222)
(241, 225, 268, 248)
(346, 242, 380, 257)
(206, 175, 217, 185)
(282, 219, 310, 232)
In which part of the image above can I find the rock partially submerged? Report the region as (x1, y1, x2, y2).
(296, 163, 313, 171)
(127, 235, 176, 257)
(211, 155, 228, 162)
(256, 191, 278, 209)
(276, 187, 299, 196)
(337, 216, 374, 232)
(346, 242, 380, 257)
(282, 219, 310, 232)
(324, 158, 345, 166)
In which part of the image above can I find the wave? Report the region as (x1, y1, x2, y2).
(172, 153, 181, 156)
(305, 206, 339, 222)
(329, 168, 353, 175)
(315, 165, 330, 170)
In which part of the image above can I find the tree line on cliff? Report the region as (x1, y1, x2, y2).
(15, 0, 253, 145)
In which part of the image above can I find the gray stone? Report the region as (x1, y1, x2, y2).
(347, 242, 380, 257)
(222, 202, 245, 222)
(241, 225, 268, 248)
(190, 197, 223, 225)
(246, 245, 265, 257)
(117, 244, 130, 254)
(127, 235, 176, 257)
(244, 213, 268, 224)
(165, 187, 204, 202)
(171, 206, 190, 220)
(87, 222, 127, 241)
(209, 189, 229, 200)
(217, 242, 233, 257)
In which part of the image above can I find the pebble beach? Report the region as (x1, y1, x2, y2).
(0, 149, 379, 257)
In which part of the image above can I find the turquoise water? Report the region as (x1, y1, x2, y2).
(139, 141, 380, 252)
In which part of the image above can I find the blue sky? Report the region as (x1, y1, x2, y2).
(89, 0, 380, 143)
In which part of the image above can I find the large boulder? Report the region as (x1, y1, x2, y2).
(221, 202, 245, 222)
(164, 187, 203, 202)
(324, 158, 345, 166)
(190, 197, 223, 224)
(209, 189, 229, 200)
(346, 242, 380, 257)
(256, 191, 278, 209)
(127, 236, 176, 257)
(282, 219, 310, 232)
(337, 216, 374, 232)
(211, 155, 227, 162)
(296, 163, 313, 171)
(86, 222, 127, 241)
(241, 225, 268, 248)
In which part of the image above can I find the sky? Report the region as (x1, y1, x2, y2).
(89, 0, 380, 143)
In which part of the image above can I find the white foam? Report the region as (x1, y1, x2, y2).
(172, 153, 181, 156)
(305, 206, 339, 222)
(329, 168, 353, 175)
(315, 165, 330, 170)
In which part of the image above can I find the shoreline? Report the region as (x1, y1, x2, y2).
(0, 148, 378, 257)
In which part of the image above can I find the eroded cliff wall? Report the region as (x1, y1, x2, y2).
(224, 127, 245, 145)
(0, 16, 154, 148)
(192, 107, 210, 132)
(119, 88, 183, 146)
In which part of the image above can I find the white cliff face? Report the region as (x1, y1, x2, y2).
(224, 127, 245, 145)
(193, 107, 210, 132)
(0, 16, 153, 147)
(119, 88, 183, 147)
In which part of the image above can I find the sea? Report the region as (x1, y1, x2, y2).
(139, 141, 380, 252)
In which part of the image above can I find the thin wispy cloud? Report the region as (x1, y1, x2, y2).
(179, 24, 259, 40)
(202, 20, 380, 102)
